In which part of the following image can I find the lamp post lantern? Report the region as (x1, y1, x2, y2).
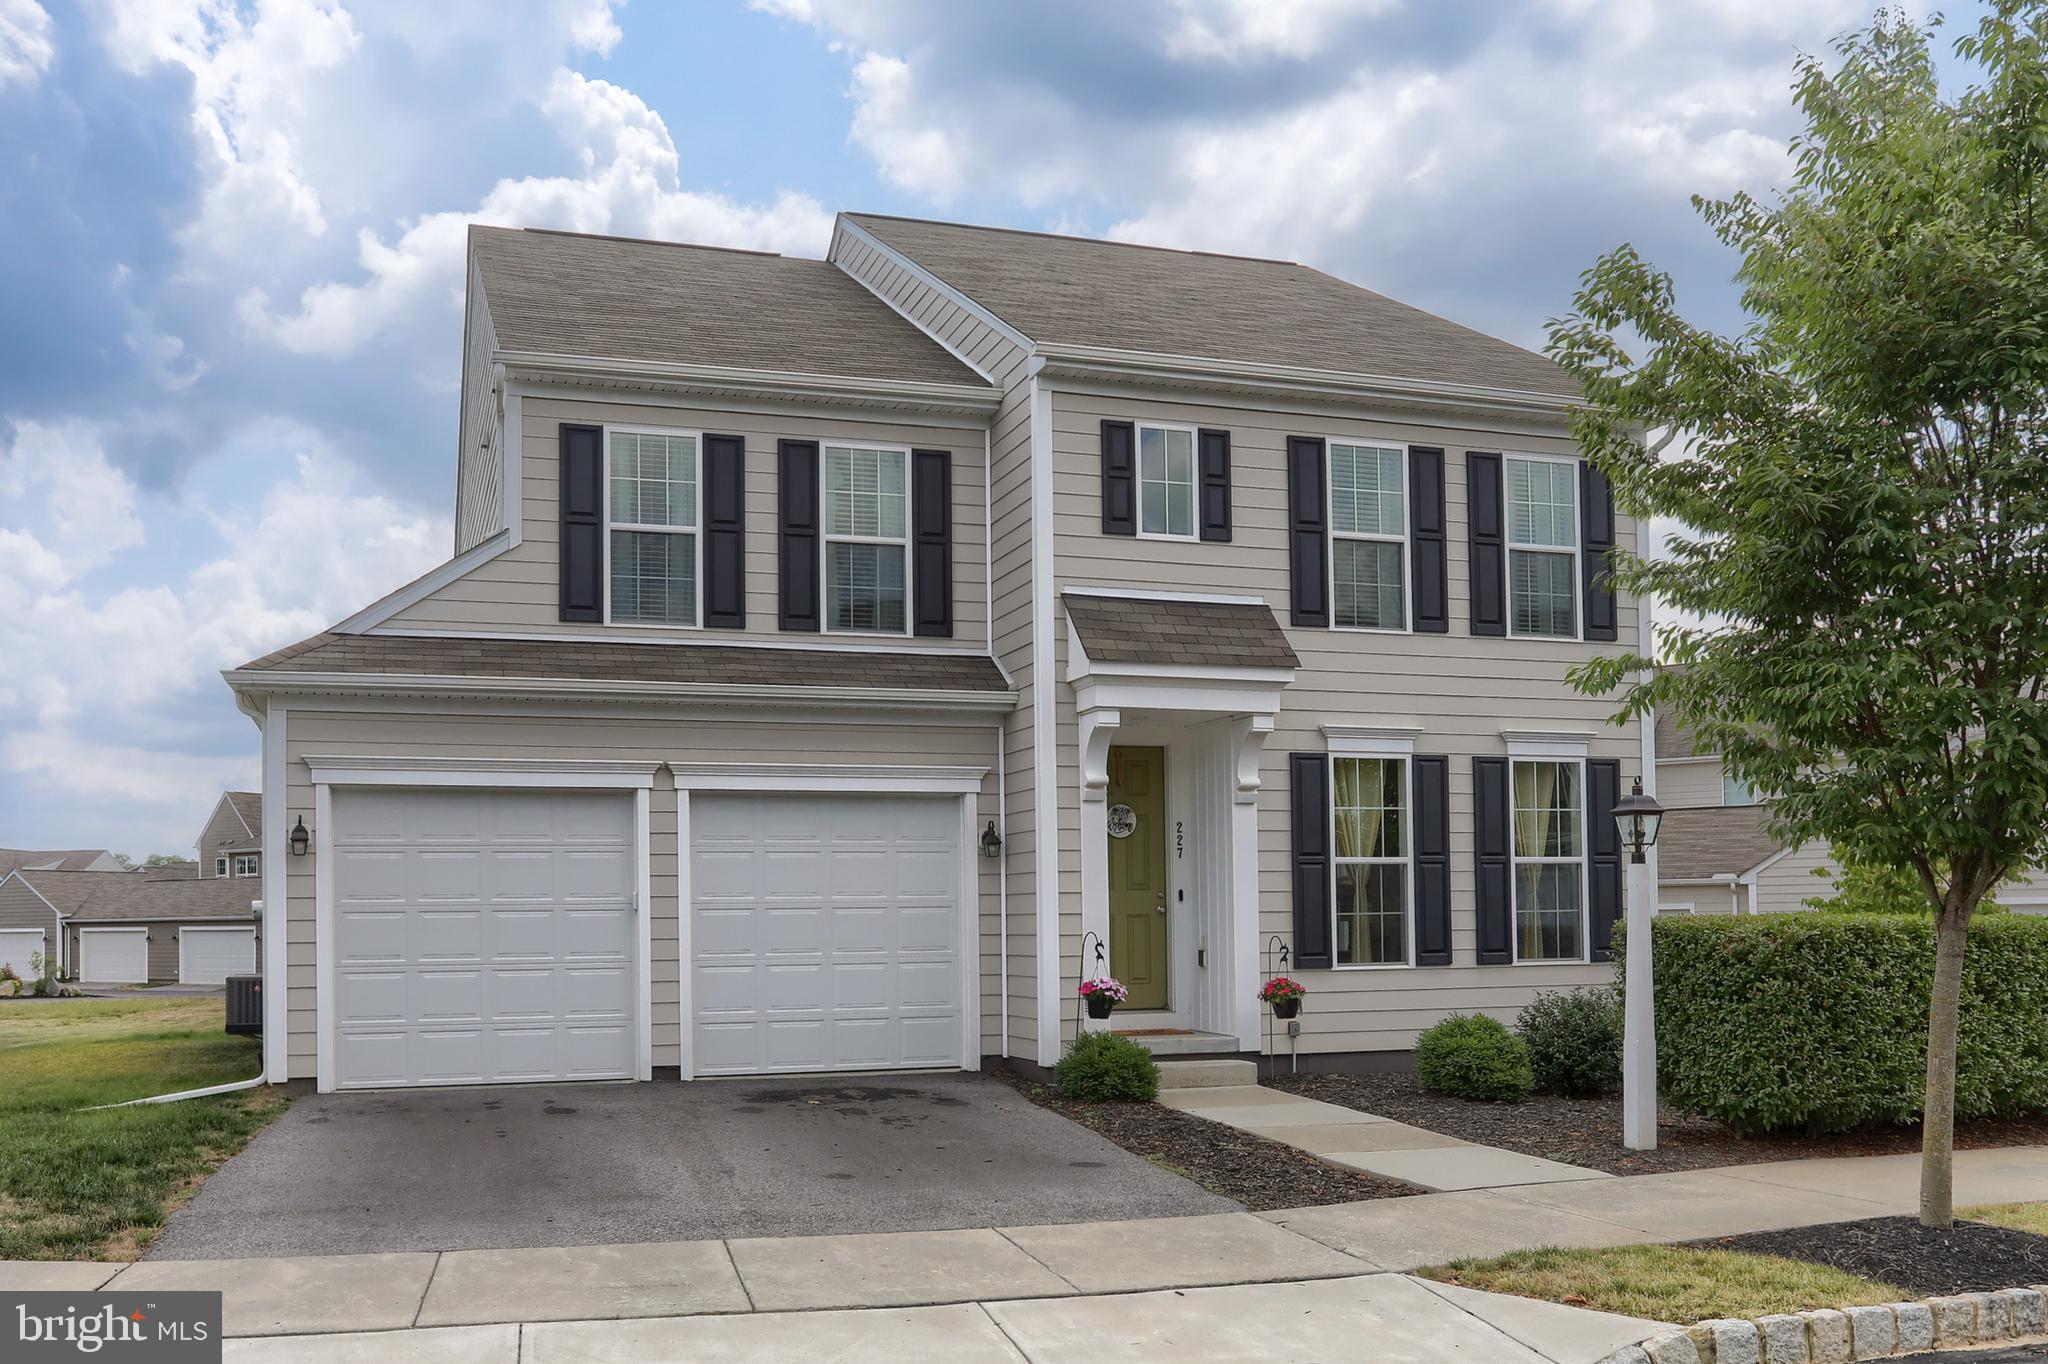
(1612, 777, 1664, 1150)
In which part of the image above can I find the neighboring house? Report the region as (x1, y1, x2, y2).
(222, 215, 1648, 1094)
(0, 848, 122, 876)
(1653, 707, 2048, 914)
(0, 870, 260, 984)
(196, 791, 263, 880)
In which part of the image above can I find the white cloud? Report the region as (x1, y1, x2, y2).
(848, 51, 968, 199)
(1161, 0, 1395, 62)
(0, 0, 53, 89)
(240, 69, 834, 355)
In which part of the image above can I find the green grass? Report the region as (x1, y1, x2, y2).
(0, 997, 288, 1260)
(1962, 1201, 2048, 1237)
(1416, 1244, 1907, 1325)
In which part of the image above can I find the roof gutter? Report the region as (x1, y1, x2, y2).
(223, 668, 1018, 714)
(495, 349, 1003, 418)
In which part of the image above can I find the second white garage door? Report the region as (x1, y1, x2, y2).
(330, 788, 637, 1089)
(179, 926, 256, 985)
(691, 793, 965, 1076)
(80, 928, 148, 984)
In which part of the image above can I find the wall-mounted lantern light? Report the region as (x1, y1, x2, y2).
(979, 820, 1002, 860)
(290, 817, 311, 857)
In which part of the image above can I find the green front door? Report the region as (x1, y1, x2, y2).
(1107, 745, 1169, 1011)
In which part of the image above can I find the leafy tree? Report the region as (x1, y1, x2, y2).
(1807, 854, 2007, 915)
(1550, 3, 2048, 1227)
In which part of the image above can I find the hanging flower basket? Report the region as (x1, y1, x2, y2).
(1259, 976, 1306, 1019)
(1079, 976, 1127, 1019)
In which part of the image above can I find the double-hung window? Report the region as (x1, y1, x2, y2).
(1136, 423, 1196, 538)
(214, 857, 228, 878)
(607, 428, 700, 627)
(1505, 455, 1577, 638)
(824, 444, 909, 634)
(1332, 756, 1411, 966)
(1329, 442, 1407, 630)
(233, 854, 259, 878)
(1511, 759, 1585, 961)
(1722, 772, 1757, 806)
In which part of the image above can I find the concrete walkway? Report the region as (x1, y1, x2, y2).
(1161, 1083, 1611, 1190)
(6, 1145, 2044, 1349)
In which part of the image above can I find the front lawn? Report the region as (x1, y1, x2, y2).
(1963, 1202, 2048, 1238)
(1417, 1244, 1906, 1325)
(0, 997, 288, 1260)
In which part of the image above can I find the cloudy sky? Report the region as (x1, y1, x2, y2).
(0, 0, 1982, 857)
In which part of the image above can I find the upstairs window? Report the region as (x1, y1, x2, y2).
(1137, 424, 1196, 538)
(1512, 759, 1585, 961)
(233, 854, 259, 878)
(1333, 756, 1410, 966)
(1723, 772, 1757, 806)
(824, 445, 908, 633)
(214, 857, 228, 878)
(607, 429, 699, 627)
(1505, 456, 1577, 638)
(1329, 442, 1406, 630)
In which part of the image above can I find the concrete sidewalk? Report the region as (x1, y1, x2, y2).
(5, 1146, 2044, 1347)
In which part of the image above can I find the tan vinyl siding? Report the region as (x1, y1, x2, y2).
(0, 879, 55, 970)
(1656, 883, 1742, 916)
(197, 799, 259, 879)
(454, 250, 506, 554)
(1048, 387, 1643, 1053)
(387, 395, 991, 653)
(1656, 757, 1727, 810)
(278, 707, 1002, 1079)
(1752, 839, 1838, 914)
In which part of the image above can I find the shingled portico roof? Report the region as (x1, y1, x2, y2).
(1656, 805, 1787, 881)
(1063, 593, 1299, 671)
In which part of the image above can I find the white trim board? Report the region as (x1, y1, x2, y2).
(303, 756, 661, 789)
(330, 529, 513, 635)
(667, 762, 988, 794)
(831, 216, 1037, 359)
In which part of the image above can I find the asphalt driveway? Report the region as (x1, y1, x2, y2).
(148, 1073, 1235, 1259)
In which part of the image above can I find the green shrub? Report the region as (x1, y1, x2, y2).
(1415, 1014, 1534, 1102)
(1648, 913, 2048, 1133)
(1518, 986, 1625, 1097)
(1055, 1030, 1160, 1101)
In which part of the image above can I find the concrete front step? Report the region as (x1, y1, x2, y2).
(1155, 1059, 1260, 1089)
(1114, 1029, 1243, 1057)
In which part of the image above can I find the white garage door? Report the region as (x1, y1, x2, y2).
(180, 927, 256, 986)
(81, 929, 148, 984)
(0, 929, 44, 978)
(330, 788, 636, 1089)
(691, 793, 964, 1076)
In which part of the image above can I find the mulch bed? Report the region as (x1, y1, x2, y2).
(1269, 1070, 2048, 1178)
(991, 1066, 1417, 1212)
(1689, 1215, 2048, 1297)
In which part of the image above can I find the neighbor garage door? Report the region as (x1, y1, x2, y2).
(691, 793, 964, 1076)
(330, 788, 636, 1089)
(0, 929, 43, 978)
(80, 928, 148, 984)
(179, 926, 256, 986)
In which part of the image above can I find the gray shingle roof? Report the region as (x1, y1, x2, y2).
(1657, 805, 1785, 880)
(237, 631, 1012, 694)
(472, 226, 987, 388)
(846, 213, 1575, 396)
(1064, 594, 1299, 670)
(16, 870, 259, 923)
(1654, 706, 1707, 760)
(226, 791, 261, 838)
(0, 849, 115, 876)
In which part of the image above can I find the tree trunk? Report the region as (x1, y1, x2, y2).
(1919, 907, 1972, 1228)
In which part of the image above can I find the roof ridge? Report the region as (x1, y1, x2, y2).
(509, 225, 782, 258)
(844, 211, 1303, 268)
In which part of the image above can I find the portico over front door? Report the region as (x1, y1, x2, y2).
(1107, 745, 1169, 1011)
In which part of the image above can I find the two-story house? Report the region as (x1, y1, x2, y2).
(224, 215, 1648, 1093)
(195, 791, 263, 880)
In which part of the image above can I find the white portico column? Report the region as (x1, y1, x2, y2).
(1226, 715, 1274, 1048)
(1076, 706, 1121, 1030)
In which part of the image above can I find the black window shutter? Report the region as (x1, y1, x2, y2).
(1289, 752, 1333, 969)
(778, 439, 820, 632)
(1473, 755, 1513, 963)
(701, 434, 746, 630)
(558, 423, 604, 623)
(1581, 462, 1618, 642)
(1198, 428, 1232, 542)
(1287, 436, 1329, 627)
(1100, 420, 1136, 535)
(1409, 446, 1448, 633)
(1467, 451, 1506, 637)
(911, 448, 953, 638)
(1587, 758, 1623, 962)
(1413, 755, 1452, 965)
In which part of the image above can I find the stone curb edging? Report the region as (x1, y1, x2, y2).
(1599, 1286, 2048, 1363)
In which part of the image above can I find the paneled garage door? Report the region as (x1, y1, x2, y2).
(330, 788, 636, 1089)
(179, 926, 256, 986)
(0, 929, 44, 978)
(691, 793, 965, 1076)
(80, 928, 148, 984)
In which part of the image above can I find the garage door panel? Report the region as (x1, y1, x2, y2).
(412, 1029, 486, 1084)
(338, 851, 406, 901)
(336, 1031, 410, 1088)
(488, 907, 558, 960)
(560, 906, 632, 959)
(559, 848, 632, 899)
(409, 909, 485, 963)
(899, 1016, 958, 1066)
(559, 965, 632, 1019)
(560, 1024, 633, 1076)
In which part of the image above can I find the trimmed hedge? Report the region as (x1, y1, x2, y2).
(1648, 913, 2048, 1133)
(1415, 1014, 1534, 1102)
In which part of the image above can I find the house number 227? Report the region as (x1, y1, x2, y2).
(1175, 821, 1184, 859)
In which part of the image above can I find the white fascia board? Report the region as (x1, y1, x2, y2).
(830, 216, 1036, 359)
(497, 350, 1002, 419)
(363, 626, 1002, 657)
(1655, 755, 1724, 768)
(501, 377, 523, 550)
(1061, 584, 1270, 607)
(223, 669, 1018, 713)
(329, 529, 513, 635)
(305, 755, 663, 789)
(669, 761, 989, 794)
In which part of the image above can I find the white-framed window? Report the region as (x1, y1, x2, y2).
(1505, 454, 1578, 638)
(1722, 772, 1757, 806)
(1329, 441, 1408, 631)
(1136, 422, 1197, 539)
(1511, 758, 1587, 961)
(1332, 755, 1412, 966)
(823, 444, 910, 634)
(214, 857, 228, 878)
(233, 854, 259, 878)
(605, 426, 701, 628)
